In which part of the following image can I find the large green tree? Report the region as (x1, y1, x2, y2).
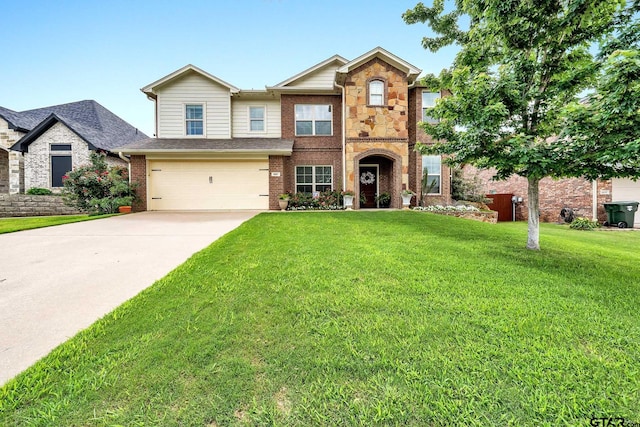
(404, 0, 640, 250)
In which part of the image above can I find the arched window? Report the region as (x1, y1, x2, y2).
(368, 80, 384, 105)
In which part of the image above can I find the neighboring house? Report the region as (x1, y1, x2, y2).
(464, 165, 640, 227)
(118, 47, 451, 211)
(0, 100, 147, 193)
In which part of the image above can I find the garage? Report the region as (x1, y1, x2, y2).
(612, 178, 640, 227)
(148, 159, 269, 210)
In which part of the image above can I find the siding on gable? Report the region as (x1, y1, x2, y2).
(156, 72, 231, 139)
(284, 65, 340, 89)
(231, 99, 281, 138)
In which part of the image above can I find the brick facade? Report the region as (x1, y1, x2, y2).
(280, 94, 343, 199)
(408, 87, 452, 206)
(130, 155, 147, 212)
(465, 165, 612, 222)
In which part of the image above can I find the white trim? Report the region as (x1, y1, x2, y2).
(248, 105, 267, 133)
(271, 55, 348, 88)
(421, 91, 441, 124)
(295, 165, 334, 193)
(294, 104, 333, 136)
(141, 64, 240, 97)
(336, 46, 421, 80)
(422, 155, 442, 195)
(184, 102, 206, 138)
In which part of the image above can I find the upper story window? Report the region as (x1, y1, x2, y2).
(295, 105, 332, 136)
(185, 104, 204, 136)
(369, 80, 384, 106)
(422, 91, 440, 124)
(249, 106, 265, 132)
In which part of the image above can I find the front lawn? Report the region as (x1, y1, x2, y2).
(1, 212, 638, 426)
(0, 214, 115, 234)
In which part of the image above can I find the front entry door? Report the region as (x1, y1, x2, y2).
(359, 165, 378, 208)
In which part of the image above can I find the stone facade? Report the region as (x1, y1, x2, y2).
(341, 59, 412, 208)
(344, 58, 409, 139)
(23, 122, 125, 192)
(0, 118, 25, 194)
(0, 194, 82, 217)
(465, 165, 612, 222)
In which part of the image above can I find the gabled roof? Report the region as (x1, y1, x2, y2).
(336, 46, 422, 81)
(141, 64, 240, 99)
(269, 55, 348, 89)
(9, 100, 148, 153)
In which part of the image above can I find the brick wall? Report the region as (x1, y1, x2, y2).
(280, 94, 344, 205)
(0, 194, 82, 217)
(465, 165, 612, 222)
(407, 87, 452, 206)
(269, 155, 285, 210)
(130, 155, 147, 211)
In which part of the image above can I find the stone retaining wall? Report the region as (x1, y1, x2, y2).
(419, 210, 498, 223)
(0, 194, 82, 217)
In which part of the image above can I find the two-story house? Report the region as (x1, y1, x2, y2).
(118, 47, 451, 211)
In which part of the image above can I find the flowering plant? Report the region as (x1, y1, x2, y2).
(62, 151, 136, 214)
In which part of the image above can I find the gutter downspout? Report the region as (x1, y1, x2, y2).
(118, 152, 131, 184)
(592, 180, 598, 221)
(334, 82, 346, 191)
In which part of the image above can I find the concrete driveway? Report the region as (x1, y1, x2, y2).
(0, 211, 259, 386)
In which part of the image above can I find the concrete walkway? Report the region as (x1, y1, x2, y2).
(0, 211, 259, 386)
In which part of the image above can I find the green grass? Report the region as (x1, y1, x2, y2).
(0, 214, 115, 234)
(1, 212, 638, 426)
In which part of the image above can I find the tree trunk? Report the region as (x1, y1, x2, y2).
(527, 177, 541, 250)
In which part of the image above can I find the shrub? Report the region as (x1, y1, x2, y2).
(287, 190, 343, 210)
(375, 192, 391, 208)
(570, 217, 601, 230)
(451, 167, 489, 203)
(62, 152, 136, 214)
(26, 187, 53, 195)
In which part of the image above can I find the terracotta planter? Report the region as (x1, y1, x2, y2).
(118, 205, 132, 214)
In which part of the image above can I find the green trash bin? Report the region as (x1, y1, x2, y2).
(603, 201, 639, 228)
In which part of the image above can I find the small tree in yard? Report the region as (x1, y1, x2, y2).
(404, 0, 640, 250)
(62, 151, 135, 214)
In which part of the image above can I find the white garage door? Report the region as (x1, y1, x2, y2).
(148, 159, 269, 210)
(612, 178, 640, 227)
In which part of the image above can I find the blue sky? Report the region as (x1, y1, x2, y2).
(2, 0, 459, 136)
